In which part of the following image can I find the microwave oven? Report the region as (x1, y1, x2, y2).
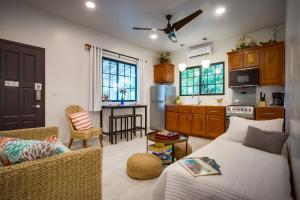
(229, 68, 259, 87)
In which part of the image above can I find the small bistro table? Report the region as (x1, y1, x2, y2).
(100, 104, 147, 144)
(146, 131, 189, 163)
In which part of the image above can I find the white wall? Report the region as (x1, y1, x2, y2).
(0, 0, 157, 143)
(172, 25, 285, 106)
(285, 0, 300, 198)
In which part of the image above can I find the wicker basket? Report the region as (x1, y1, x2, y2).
(0, 127, 102, 200)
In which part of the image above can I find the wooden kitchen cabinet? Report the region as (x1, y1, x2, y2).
(154, 63, 174, 83)
(178, 113, 191, 133)
(206, 115, 225, 139)
(205, 106, 225, 139)
(228, 49, 259, 70)
(191, 114, 206, 137)
(165, 105, 225, 139)
(244, 49, 260, 68)
(166, 105, 178, 132)
(260, 42, 285, 85)
(166, 111, 178, 132)
(228, 52, 244, 70)
(227, 42, 285, 86)
(256, 107, 284, 120)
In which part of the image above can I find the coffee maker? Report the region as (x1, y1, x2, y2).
(271, 92, 284, 106)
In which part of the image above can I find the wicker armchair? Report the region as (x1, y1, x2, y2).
(66, 105, 103, 148)
(0, 127, 102, 200)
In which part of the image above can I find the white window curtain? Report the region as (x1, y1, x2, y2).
(137, 58, 144, 104)
(88, 45, 102, 111)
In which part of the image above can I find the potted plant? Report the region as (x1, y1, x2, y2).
(159, 52, 172, 64)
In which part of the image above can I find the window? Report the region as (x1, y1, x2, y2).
(180, 62, 224, 96)
(102, 57, 137, 101)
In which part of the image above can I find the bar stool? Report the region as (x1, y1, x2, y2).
(127, 114, 143, 139)
(109, 115, 128, 144)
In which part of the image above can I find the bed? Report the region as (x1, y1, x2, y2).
(152, 119, 293, 200)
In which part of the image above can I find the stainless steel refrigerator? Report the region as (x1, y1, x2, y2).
(150, 85, 176, 130)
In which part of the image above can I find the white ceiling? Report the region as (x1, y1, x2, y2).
(20, 0, 286, 52)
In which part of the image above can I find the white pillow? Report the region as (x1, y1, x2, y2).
(226, 116, 284, 143)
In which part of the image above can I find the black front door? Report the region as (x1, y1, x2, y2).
(0, 39, 45, 130)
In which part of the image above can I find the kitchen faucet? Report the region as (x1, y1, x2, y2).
(197, 93, 202, 104)
(192, 92, 202, 104)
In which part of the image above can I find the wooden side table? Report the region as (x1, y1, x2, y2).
(146, 131, 189, 163)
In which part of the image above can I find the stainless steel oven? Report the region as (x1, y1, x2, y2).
(229, 68, 259, 87)
(225, 105, 255, 130)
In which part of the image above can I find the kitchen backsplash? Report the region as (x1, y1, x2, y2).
(256, 85, 285, 105)
(231, 85, 284, 106)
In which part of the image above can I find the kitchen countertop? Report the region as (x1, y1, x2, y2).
(166, 104, 226, 107)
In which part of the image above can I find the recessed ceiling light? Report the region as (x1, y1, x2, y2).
(150, 34, 158, 40)
(152, 29, 157, 31)
(215, 7, 226, 15)
(86, 1, 96, 9)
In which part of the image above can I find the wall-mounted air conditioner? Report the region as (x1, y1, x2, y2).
(187, 42, 213, 59)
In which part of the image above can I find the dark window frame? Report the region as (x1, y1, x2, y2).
(179, 61, 225, 96)
(102, 57, 137, 102)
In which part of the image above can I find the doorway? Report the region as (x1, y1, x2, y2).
(0, 39, 45, 130)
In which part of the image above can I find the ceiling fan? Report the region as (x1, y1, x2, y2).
(133, 9, 203, 43)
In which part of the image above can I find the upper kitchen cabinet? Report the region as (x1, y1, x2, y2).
(228, 49, 259, 70)
(228, 52, 244, 70)
(244, 49, 260, 68)
(227, 42, 285, 86)
(260, 42, 285, 85)
(154, 63, 174, 83)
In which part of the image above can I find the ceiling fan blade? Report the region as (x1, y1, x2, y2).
(133, 27, 164, 31)
(172, 9, 203, 31)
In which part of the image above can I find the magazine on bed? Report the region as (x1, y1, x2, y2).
(179, 157, 221, 177)
(200, 157, 222, 175)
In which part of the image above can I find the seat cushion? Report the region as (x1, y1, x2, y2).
(174, 143, 192, 160)
(69, 111, 93, 131)
(72, 128, 102, 139)
(127, 153, 163, 180)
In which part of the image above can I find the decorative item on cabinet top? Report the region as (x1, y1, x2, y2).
(159, 52, 172, 64)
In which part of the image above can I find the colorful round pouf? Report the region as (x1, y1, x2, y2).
(127, 153, 163, 180)
(174, 143, 193, 160)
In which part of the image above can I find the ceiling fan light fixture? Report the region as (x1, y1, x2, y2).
(201, 59, 211, 69)
(179, 63, 187, 72)
(168, 32, 177, 43)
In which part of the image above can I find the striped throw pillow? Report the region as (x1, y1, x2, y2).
(69, 111, 93, 131)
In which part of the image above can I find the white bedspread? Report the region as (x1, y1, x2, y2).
(152, 136, 292, 200)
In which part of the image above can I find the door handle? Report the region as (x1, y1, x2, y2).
(263, 112, 275, 115)
(32, 105, 41, 109)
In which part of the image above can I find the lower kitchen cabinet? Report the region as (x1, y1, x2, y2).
(256, 107, 284, 120)
(178, 113, 191, 133)
(206, 115, 225, 138)
(166, 111, 178, 132)
(165, 105, 225, 139)
(191, 114, 206, 137)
